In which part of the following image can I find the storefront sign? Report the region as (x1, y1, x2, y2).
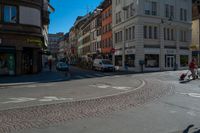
(27, 39, 43, 47)
(125, 48, 135, 55)
(166, 49, 176, 54)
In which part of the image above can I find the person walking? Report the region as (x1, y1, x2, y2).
(188, 58, 197, 80)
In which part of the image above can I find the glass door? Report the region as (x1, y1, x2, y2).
(166, 55, 175, 69)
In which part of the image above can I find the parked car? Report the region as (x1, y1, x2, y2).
(56, 62, 69, 72)
(93, 59, 115, 72)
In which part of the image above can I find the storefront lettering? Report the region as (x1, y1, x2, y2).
(166, 50, 175, 54)
(27, 39, 43, 46)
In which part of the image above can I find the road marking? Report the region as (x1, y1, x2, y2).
(187, 111, 196, 116)
(89, 84, 132, 90)
(2, 97, 36, 104)
(169, 110, 177, 114)
(180, 93, 200, 98)
(1, 96, 73, 104)
(112, 86, 131, 90)
(39, 96, 73, 102)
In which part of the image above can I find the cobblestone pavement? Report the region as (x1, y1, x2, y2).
(0, 77, 174, 133)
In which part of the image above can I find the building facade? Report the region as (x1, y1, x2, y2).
(0, 0, 53, 76)
(48, 32, 64, 60)
(58, 33, 69, 60)
(101, 0, 113, 60)
(113, 0, 192, 72)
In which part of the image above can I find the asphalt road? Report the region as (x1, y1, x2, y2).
(1, 68, 200, 133)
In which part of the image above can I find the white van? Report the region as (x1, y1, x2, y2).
(93, 59, 115, 72)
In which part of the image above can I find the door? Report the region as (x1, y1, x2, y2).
(166, 55, 175, 69)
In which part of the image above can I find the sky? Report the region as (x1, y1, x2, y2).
(49, 0, 102, 34)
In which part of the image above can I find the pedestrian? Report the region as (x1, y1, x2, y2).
(188, 58, 197, 80)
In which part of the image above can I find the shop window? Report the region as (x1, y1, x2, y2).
(115, 55, 122, 66)
(145, 54, 159, 68)
(4, 5, 17, 23)
(125, 54, 135, 67)
(180, 55, 188, 67)
(0, 53, 15, 75)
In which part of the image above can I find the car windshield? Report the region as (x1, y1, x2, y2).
(102, 60, 112, 65)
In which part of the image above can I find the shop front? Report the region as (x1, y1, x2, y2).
(0, 47, 16, 76)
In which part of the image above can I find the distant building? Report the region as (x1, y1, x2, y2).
(48, 32, 64, 59)
(58, 33, 69, 60)
(101, 0, 113, 60)
(112, 0, 192, 72)
(0, 0, 54, 75)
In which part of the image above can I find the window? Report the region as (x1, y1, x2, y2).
(132, 26, 135, 39)
(164, 28, 166, 40)
(4, 5, 17, 23)
(144, 26, 147, 39)
(116, 11, 121, 24)
(152, 2, 157, 15)
(170, 5, 174, 18)
(126, 29, 128, 40)
(130, 3, 135, 16)
(126, 6, 130, 19)
(125, 54, 135, 67)
(180, 55, 188, 67)
(154, 27, 157, 39)
(116, 0, 121, 5)
(165, 4, 169, 18)
(180, 8, 183, 20)
(184, 9, 187, 21)
(145, 54, 159, 68)
(144, 2, 151, 15)
(180, 30, 187, 42)
(149, 26, 152, 39)
(129, 27, 132, 40)
(171, 29, 174, 41)
(115, 31, 123, 43)
(167, 28, 170, 40)
(180, 8, 187, 21)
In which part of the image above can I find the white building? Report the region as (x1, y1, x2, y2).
(112, 0, 192, 72)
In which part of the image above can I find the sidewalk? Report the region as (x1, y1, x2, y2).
(0, 68, 69, 87)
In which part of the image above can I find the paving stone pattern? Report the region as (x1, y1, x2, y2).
(0, 78, 174, 133)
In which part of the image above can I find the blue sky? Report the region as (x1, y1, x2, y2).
(49, 0, 102, 34)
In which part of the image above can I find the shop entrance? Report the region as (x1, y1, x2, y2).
(166, 55, 175, 69)
(22, 48, 33, 74)
(0, 47, 16, 76)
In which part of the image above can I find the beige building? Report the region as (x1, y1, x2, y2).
(113, 0, 192, 72)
